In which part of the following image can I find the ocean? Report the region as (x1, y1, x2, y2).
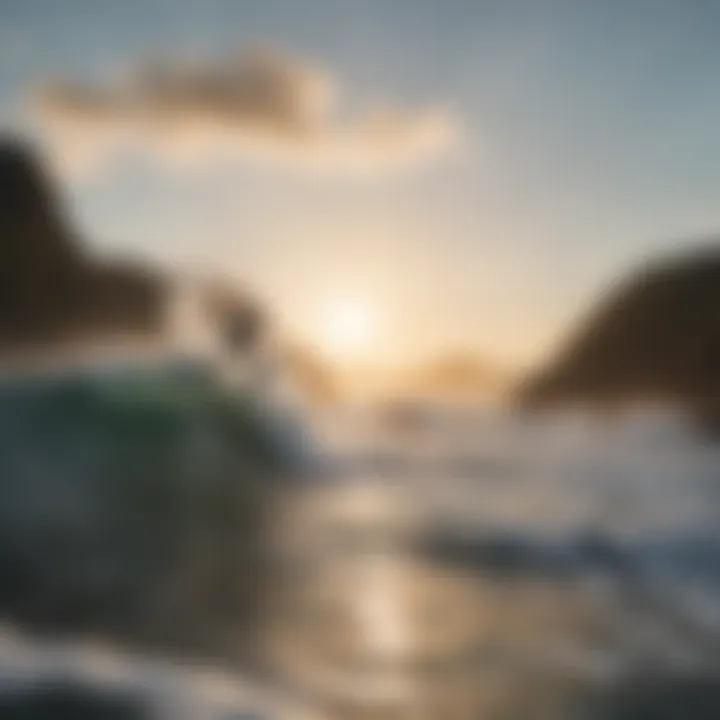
(3, 395, 720, 719)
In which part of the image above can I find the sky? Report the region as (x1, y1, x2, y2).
(2, 0, 720, 370)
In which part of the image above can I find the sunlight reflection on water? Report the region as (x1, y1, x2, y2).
(267, 405, 720, 718)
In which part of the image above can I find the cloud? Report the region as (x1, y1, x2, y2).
(31, 48, 461, 178)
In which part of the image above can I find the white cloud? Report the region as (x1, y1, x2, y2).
(32, 48, 461, 178)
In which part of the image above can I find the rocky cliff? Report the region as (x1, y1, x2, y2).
(0, 140, 164, 348)
(517, 246, 720, 414)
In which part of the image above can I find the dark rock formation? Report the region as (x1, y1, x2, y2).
(0, 140, 163, 348)
(517, 245, 720, 415)
(0, 136, 265, 359)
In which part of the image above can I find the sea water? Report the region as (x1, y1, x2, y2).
(3, 401, 720, 719)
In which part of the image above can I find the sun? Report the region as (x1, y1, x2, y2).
(317, 296, 377, 361)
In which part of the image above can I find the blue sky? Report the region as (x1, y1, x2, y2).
(2, 0, 720, 367)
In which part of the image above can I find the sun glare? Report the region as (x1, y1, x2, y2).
(318, 296, 377, 361)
